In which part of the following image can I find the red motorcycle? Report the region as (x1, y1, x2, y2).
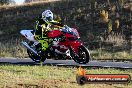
(20, 25, 90, 64)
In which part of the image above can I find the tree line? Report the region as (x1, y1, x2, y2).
(0, 0, 46, 5)
(0, 0, 15, 5)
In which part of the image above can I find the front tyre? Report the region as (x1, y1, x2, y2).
(71, 45, 90, 64)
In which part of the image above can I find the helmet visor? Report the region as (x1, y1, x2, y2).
(46, 16, 53, 22)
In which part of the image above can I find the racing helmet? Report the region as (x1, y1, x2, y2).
(42, 10, 53, 22)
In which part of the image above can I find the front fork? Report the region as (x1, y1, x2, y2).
(70, 40, 82, 55)
(68, 41, 82, 60)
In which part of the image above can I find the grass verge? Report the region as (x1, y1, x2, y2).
(91, 50, 132, 60)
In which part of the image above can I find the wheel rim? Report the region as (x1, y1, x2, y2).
(78, 49, 86, 60)
(77, 47, 87, 62)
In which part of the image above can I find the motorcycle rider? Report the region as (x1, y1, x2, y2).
(34, 10, 72, 59)
(34, 10, 63, 52)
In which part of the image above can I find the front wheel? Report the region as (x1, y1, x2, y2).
(71, 45, 90, 64)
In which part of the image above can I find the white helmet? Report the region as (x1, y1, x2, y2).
(42, 10, 53, 22)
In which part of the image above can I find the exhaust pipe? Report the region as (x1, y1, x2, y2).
(21, 41, 38, 55)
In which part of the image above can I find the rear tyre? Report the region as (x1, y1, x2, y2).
(27, 42, 46, 63)
(27, 50, 46, 63)
(71, 45, 90, 64)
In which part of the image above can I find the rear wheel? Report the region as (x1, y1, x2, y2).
(27, 50, 46, 63)
(27, 42, 46, 63)
(71, 45, 90, 64)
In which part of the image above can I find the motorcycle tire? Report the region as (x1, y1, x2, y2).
(27, 42, 46, 63)
(71, 45, 90, 64)
(27, 50, 46, 63)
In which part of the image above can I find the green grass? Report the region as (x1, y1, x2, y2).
(0, 41, 28, 58)
(0, 64, 132, 88)
(91, 50, 132, 60)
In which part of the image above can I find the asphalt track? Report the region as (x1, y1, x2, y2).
(0, 58, 132, 69)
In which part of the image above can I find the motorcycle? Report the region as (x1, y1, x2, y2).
(20, 25, 90, 64)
